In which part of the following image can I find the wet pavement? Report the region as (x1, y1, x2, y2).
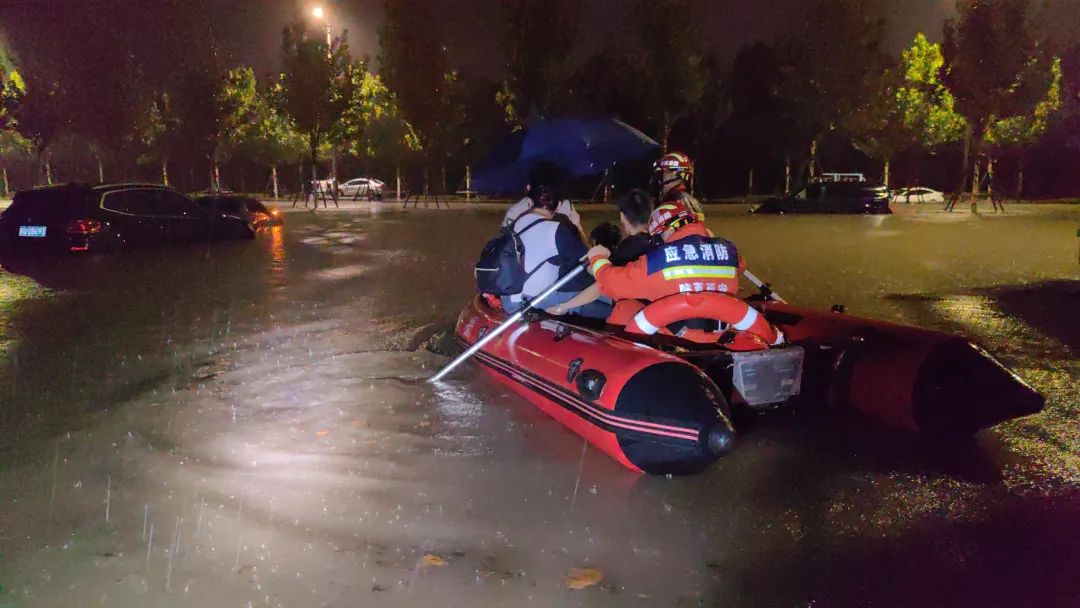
(0, 202, 1078, 607)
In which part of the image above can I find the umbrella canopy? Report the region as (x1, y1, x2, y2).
(473, 118, 659, 195)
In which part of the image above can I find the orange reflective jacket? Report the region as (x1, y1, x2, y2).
(589, 223, 746, 302)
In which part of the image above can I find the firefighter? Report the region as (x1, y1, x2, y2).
(654, 151, 703, 219)
(586, 199, 746, 328)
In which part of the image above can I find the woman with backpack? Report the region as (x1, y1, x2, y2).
(493, 177, 612, 319)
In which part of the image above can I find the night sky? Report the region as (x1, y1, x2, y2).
(1, 1, 1077, 80)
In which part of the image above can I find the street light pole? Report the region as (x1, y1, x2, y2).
(312, 6, 338, 185)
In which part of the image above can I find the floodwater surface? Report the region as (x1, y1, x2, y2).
(0, 203, 1077, 607)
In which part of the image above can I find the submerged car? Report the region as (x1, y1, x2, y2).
(0, 183, 254, 256)
(753, 180, 891, 214)
(891, 187, 945, 204)
(338, 177, 385, 199)
(195, 194, 282, 230)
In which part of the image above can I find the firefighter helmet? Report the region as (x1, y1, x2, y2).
(647, 200, 697, 236)
(654, 151, 693, 181)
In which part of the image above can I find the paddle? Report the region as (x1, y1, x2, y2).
(429, 263, 588, 383)
(743, 269, 786, 303)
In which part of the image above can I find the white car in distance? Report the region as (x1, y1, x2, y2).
(891, 187, 945, 204)
(339, 177, 386, 200)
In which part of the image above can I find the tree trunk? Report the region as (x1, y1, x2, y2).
(959, 123, 972, 196)
(161, 159, 170, 186)
(465, 165, 472, 201)
(986, 157, 994, 198)
(747, 167, 754, 200)
(784, 156, 791, 194)
(45, 159, 53, 185)
(441, 163, 447, 195)
(271, 165, 279, 200)
(423, 165, 430, 195)
(213, 163, 222, 192)
(396, 165, 402, 202)
(883, 159, 890, 189)
(330, 147, 337, 183)
(808, 140, 818, 180)
(96, 155, 105, 183)
(1, 166, 8, 197)
(1017, 159, 1024, 201)
(970, 157, 980, 198)
(968, 156, 980, 213)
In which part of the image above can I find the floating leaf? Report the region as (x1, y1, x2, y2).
(565, 567, 603, 590)
(315, 430, 330, 437)
(421, 553, 447, 567)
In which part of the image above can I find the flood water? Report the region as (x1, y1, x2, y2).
(0, 202, 1078, 607)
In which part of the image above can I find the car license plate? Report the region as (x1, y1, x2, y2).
(18, 225, 47, 238)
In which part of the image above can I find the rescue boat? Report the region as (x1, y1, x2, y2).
(454, 294, 1044, 475)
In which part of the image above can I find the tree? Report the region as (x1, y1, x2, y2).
(278, 18, 355, 185)
(495, 0, 580, 126)
(243, 76, 306, 199)
(170, 62, 258, 191)
(137, 91, 182, 185)
(844, 35, 969, 190)
(11, 69, 69, 185)
(214, 67, 260, 183)
(983, 56, 1062, 196)
(633, 0, 705, 151)
(378, 0, 459, 193)
(338, 68, 421, 198)
(1045, 43, 1080, 156)
(895, 33, 966, 151)
(844, 67, 913, 188)
(565, 47, 648, 125)
(780, 0, 888, 182)
(726, 42, 810, 195)
(0, 42, 24, 131)
(0, 129, 31, 196)
(0, 39, 27, 194)
(451, 75, 505, 191)
(942, 0, 1061, 195)
(66, 23, 147, 182)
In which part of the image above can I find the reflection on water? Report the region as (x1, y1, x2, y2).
(0, 205, 1077, 606)
(268, 224, 286, 277)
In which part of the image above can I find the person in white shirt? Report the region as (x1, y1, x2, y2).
(502, 192, 580, 229)
(501, 180, 610, 319)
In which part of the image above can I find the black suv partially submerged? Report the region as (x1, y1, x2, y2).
(753, 178, 891, 214)
(0, 183, 255, 256)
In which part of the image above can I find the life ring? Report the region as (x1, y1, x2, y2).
(624, 292, 784, 349)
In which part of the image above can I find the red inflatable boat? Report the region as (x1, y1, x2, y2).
(454, 295, 1043, 475)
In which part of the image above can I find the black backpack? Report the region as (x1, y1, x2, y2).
(474, 216, 547, 296)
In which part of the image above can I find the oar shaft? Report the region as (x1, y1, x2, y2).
(429, 264, 587, 382)
(743, 270, 786, 303)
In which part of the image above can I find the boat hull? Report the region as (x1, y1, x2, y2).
(455, 297, 735, 475)
(761, 302, 1045, 435)
(452, 297, 1045, 473)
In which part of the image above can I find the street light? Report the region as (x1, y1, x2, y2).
(310, 5, 332, 48)
(310, 5, 336, 184)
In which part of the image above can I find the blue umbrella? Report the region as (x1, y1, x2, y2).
(473, 118, 659, 195)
